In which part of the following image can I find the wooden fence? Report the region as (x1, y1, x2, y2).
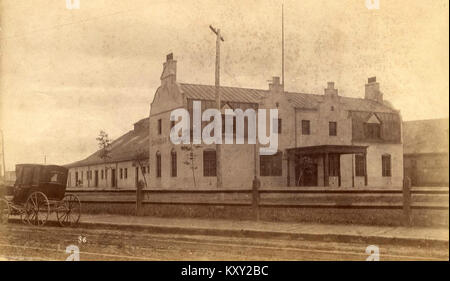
(66, 178, 449, 226)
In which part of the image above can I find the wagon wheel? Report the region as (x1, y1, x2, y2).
(25, 192, 50, 226)
(0, 198, 10, 224)
(20, 210, 28, 225)
(56, 194, 81, 227)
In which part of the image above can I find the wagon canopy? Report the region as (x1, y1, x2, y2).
(15, 164, 68, 187)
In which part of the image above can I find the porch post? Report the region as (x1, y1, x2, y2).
(351, 154, 355, 187)
(323, 153, 329, 187)
(287, 155, 291, 187)
(338, 154, 341, 187)
(364, 152, 368, 186)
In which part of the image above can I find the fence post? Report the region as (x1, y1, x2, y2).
(403, 177, 412, 226)
(252, 178, 260, 221)
(136, 180, 143, 216)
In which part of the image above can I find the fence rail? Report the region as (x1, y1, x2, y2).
(67, 180, 449, 225)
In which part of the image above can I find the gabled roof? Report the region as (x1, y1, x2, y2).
(179, 83, 397, 113)
(65, 118, 149, 168)
(403, 118, 449, 155)
(180, 83, 265, 104)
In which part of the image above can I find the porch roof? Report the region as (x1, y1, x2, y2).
(286, 145, 368, 155)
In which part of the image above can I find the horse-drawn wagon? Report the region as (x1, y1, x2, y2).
(0, 164, 81, 227)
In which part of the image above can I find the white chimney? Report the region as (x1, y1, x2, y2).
(365, 77, 383, 103)
(269, 76, 282, 92)
(324, 81, 338, 97)
(160, 53, 177, 85)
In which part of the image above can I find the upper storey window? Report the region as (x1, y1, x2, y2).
(364, 114, 381, 139)
(158, 119, 162, 135)
(329, 122, 337, 136)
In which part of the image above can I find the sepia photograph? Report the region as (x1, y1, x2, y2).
(0, 0, 448, 270)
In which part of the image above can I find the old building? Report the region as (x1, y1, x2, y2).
(66, 118, 150, 189)
(403, 118, 449, 187)
(149, 54, 403, 189)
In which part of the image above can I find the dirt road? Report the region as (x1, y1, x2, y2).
(0, 222, 447, 261)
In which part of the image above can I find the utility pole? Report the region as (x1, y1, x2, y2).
(281, 4, 285, 90)
(1, 130, 5, 178)
(209, 25, 224, 189)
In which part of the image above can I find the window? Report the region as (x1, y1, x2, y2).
(124, 168, 128, 179)
(221, 114, 226, 135)
(302, 120, 310, 135)
(101, 170, 104, 179)
(94, 170, 98, 187)
(171, 150, 177, 177)
(203, 150, 217, 177)
(141, 166, 146, 174)
(120, 168, 123, 179)
(75, 172, 79, 186)
(221, 114, 236, 136)
(273, 118, 282, 134)
(260, 152, 282, 176)
(158, 119, 162, 135)
(364, 123, 381, 139)
(329, 122, 337, 136)
(48, 171, 64, 184)
(382, 154, 391, 177)
(156, 152, 161, 177)
(355, 154, 365, 177)
(328, 154, 340, 177)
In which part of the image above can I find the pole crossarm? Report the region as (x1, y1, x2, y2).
(209, 25, 224, 41)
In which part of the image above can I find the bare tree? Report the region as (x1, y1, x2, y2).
(96, 130, 112, 187)
(133, 148, 148, 189)
(181, 144, 199, 188)
(133, 148, 148, 215)
(296, 156, 315, 186)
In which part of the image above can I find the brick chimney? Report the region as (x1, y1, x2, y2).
(324, 81, 338, 97)
(269, 76, 282, 92)
(160, 53, 177, 85)
(365, 77, 383, 103)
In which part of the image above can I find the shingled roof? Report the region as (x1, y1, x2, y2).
(65, 118, 149, 168)
(179, 83, 397, 113)
(403, 118, 449, 155)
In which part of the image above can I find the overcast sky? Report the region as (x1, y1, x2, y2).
(1, 0, 448, 170)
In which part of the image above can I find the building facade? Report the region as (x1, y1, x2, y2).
(403, 118, 449, 186)
(148, 54, 403, 189)
(66, 118, 150, 189)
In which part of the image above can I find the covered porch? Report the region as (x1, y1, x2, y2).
(286, 145, 368, 187)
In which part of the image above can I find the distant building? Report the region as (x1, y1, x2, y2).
(3, 170, 16, 185)
(403, 118, 449, 186)
(65, 118, 150, 189)
(148, 54, 403, 189)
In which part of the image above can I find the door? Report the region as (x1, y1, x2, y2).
(94, 170, 98, 187)
(303, 164, 318, 186)
(295, 157, 318, 187)
(135, 167, 139, 188)
(111, 169, 116, 188)
(329, 154, 340, 187)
